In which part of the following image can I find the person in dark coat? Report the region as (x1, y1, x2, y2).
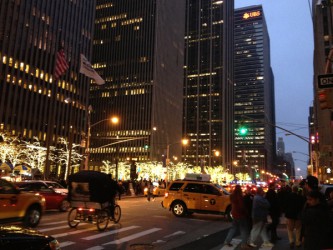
(301, 190, 332, 250)
(243, 186, 254, 230)
(284, 185, 305, 248)
(265, 183, 281, 243)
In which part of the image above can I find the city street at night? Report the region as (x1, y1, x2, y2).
(29, 196, 293, 250)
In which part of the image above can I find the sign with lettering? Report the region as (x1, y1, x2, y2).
(318, 74, 333, 89)
(243, 11, 261, 19)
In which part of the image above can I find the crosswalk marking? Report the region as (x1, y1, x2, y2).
(41, 220, 67, 226)
(82, 225, 140, 240)
(164, 231, 185, 238)
(85, 246, 104, 250)
(59, 241, 75, 248)
(102, 228, 162, 245)
(52, 227, 96, 238)
(39, 225, 70, 232)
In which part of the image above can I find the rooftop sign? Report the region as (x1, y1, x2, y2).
(243, 11, 261, 19)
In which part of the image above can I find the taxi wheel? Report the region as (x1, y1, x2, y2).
(171, 201, 187, 217)
(24, 206, 42, 228)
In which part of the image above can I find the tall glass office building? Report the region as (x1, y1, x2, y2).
(90, 0, 185, 165)
(234, 5, 276, 176)
(0, 1, 95, 177)
(183, 0, 234, 169)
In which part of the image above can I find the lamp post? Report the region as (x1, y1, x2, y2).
(166, 138, 188, 183)
(84, 109, 119, 170)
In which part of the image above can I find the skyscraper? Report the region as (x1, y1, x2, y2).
(0, 1, 95, 177)
(183, 0, 234, 169)
(312, 0, 333, 182)
(277, 137, 285, 157)
(234, 6, 276, 175)
(90, 0, 186, 166)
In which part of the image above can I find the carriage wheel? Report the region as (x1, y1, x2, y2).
(96, 209, 109, 231)
(68, 208, 80, 228)
(113, 205, 121, 223)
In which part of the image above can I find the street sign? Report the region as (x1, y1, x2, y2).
(318, 74, 333, 89)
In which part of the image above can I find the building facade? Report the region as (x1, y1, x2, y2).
(312, 0, 333, 183)
(234, 6, 276, 177)
(0, 0, 95, 177)
(183, 0, 234, 169)
(90, 0, 185, 166)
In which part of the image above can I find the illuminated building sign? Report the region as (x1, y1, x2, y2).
(243, 11, 261, 19)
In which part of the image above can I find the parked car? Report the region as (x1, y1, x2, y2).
(0, 225, 60, 250)
(161, 174, 232, 220)
(0, 179, 45, 227)
(16, 181, 69, 212)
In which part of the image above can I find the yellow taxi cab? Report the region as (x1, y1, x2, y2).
(0, 179, 46, 227)
(161, 174, 232, 220)
(144, 182, 166, 197)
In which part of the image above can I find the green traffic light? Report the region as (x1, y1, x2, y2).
(239, 126, 248, 136)
(144, 144, 149, 149)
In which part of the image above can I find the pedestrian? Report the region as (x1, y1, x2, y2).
(301, 190, 333, 250)
(147, 180, 155, 202)
(265, 182, 282, 243)
(277, 180, 291, 214)
(284, 185, 305, 249)
(248, 187, 274, 248)
(223, 185, 250, 249)
(243, 186, 254, 230)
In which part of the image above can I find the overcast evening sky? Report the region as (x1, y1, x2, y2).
(235, 0, 314, 177)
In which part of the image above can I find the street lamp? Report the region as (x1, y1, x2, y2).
(84, 111, 119, 170)
(165, 138, 188, 183)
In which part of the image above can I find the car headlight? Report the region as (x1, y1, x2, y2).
(49, 239, 61, 250)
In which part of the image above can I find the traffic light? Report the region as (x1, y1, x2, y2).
(318, 89, 333, 110)
(238, 124, 248, 136)
(144, 139, 149, 149)
(255, 172, 259, 179)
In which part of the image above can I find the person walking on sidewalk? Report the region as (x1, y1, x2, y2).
(224, 185, 250, 249)
(248, 187, 274, 248)
(265, 182, 282, 243)
(284, 185, 305, 249)
(302, 190, 333, 250)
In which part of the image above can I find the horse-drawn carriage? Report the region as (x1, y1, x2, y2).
(67, 171, 121, 231)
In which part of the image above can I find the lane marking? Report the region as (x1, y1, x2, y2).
(103, 228, 162, 245)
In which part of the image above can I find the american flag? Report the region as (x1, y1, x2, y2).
(53, 49, 69, 80)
